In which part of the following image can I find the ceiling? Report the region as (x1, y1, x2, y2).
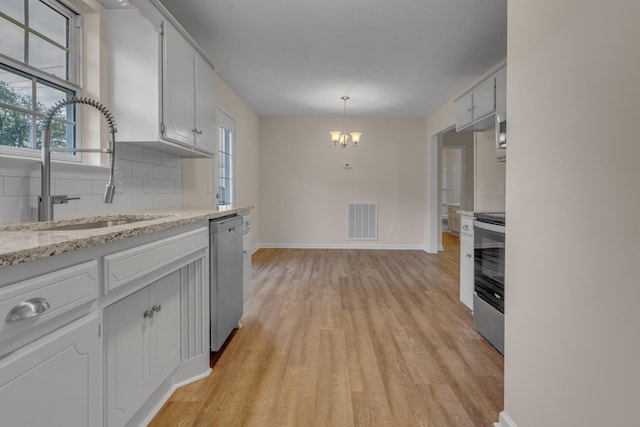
(125, 0, 507, 118)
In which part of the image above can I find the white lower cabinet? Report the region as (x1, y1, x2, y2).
(243, 231, 252, 303)
(459, 214, 475, 310)
(0, 313, 101, 427)
(105, 270, 181, 427)
(460, 238, 474, 310)
(0, 223, 215, 426)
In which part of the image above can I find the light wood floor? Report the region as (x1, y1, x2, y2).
(149, 234, 503, 426)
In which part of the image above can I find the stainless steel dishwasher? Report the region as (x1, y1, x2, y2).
(210, 215, 244, 351)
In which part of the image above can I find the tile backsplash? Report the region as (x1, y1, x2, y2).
(0, 143, 182, 225)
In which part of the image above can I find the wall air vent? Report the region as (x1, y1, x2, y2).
(348, 203, 378, 240)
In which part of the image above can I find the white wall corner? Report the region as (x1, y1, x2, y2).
(494, 411, 517, 427)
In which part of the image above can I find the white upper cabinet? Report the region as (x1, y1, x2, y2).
(194, 54, 218, 154)
(106, 3, 216, 157)
(455, 65, 506, 132)
(163, 22, 196, 147)
(472, 77, 497, 120)
(494, 67, 507, 118)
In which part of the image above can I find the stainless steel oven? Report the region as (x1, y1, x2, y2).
(473, 213, 505, 354)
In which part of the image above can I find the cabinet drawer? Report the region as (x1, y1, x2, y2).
(104, 227, 208, 293)
(0, 261, 98, 345)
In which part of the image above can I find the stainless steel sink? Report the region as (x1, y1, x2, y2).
(42, 219, 146, 231)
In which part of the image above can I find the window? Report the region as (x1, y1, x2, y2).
(217, 109, 235, 206)
(0, 0, 81, 155)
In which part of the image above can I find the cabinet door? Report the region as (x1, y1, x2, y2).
(148, 270, 181, 390)
(0, 314, 101, 427)
(243, 232, 252, 303)
(194, 54, 217, 155)
(455, 92, 474, 129)
(106, 9, 160, 143)
(472, 77, 496, 120)
(460, 239, 474, 310)
(163, 22, 195, 147)
(494, 67, 507, 118)
(105, 287, 150, 427)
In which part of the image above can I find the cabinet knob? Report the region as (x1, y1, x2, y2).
(152, 304, 162, 313)
(466, 253, 472, 258)
(143, 309, 153, 319)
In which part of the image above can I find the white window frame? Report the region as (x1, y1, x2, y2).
(0, 0, 83, 161)
(216, 108, 235, 207)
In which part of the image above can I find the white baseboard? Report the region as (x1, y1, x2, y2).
(257, 243, 426, 251)
(494, 411, 517, 427)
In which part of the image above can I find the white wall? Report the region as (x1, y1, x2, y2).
(0, 0, 185, 225)
(505, 1, 640, 426)
(474, 128, 505, 212)
(425, 102, 456, 252)
(0, 144, 183, 224)
(259, 117, 425, 247)
(183, 74, 260, 247)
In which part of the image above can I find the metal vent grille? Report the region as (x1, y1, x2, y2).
(348, 203, 378, 240)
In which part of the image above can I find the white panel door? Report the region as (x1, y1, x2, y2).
(0, 314, 101, 427)
(105, 287, 150, 427)
(194, 54, 217, 155)
(148, 270, 181, 390)
(163, 22, 195, 147)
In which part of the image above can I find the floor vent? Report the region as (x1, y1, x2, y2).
(348, 203, 378, 240)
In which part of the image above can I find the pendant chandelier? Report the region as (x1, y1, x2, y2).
(330, 96, 362, 148)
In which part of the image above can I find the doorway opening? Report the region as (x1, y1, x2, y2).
(427, 126, 474, 253)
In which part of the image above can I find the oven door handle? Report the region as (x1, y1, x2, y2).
(473, 221, 505, 233)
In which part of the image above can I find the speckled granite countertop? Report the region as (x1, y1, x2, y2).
(0, 205, 251, 267)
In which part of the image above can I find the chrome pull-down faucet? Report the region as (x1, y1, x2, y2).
(39, 97, 118, 222)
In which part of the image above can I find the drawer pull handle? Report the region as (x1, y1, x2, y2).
(144, 309, 153, 319)
(6, 297, 51, 322)
(152, 304, 162, 314)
